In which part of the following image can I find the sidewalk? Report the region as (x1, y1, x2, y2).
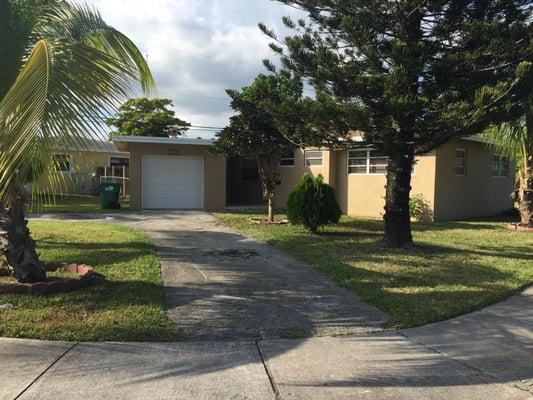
(2, 286, 531, 400)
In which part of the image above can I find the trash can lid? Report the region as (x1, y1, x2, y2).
(100, 181, 121, 187)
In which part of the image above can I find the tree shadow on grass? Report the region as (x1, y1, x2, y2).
(36, 240, 156, 266)
(0, 276, 172, 342)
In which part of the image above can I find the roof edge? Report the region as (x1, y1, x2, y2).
(462, 135, 489, 144)
(111, 135, 215, 146)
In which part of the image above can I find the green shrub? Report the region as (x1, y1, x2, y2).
(409, 194, 434, 223)
(287, 173, 341, 232)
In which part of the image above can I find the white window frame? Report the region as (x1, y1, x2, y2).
(492, 154, 509, 178)
(454, 148, 467, 176)
(108, 155, 130, 168)
(347, 149, 388, 175)
(279, 151, 295, 167)
(52, 154, 72, 174)
(304, 150, 323, 167)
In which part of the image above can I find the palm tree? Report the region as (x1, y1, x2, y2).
(485, 111, 533, 227)
(0, 2, 154, 283)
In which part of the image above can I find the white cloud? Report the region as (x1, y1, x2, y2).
(85, 0, 306, 136)
(211, 26, 272, 65)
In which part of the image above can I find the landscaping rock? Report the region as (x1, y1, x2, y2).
(0, 263, 94, 295)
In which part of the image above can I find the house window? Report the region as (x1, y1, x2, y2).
(241, 158, 259, 181)
(369, 151, 388, 174)
(52, 154, 71, 173)
(348, 150, 388, 174)
(279, 150, 295, 167)
(455, 149, 467, 176)
(304, 150, 323, 167)
(347, 150, 369, 174)
(492, 154, 509, 178)
(109, 156, 129, 168)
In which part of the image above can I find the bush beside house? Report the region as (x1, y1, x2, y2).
(287, 174, 341, 232)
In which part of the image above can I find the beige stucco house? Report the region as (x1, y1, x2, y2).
(113, 135, 515, 221)
(35, 140, 129, 195)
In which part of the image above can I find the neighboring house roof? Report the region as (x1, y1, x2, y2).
(112, 135, 215, 147)
(53, 139, 128, 155)
(462, 135, 489, 144)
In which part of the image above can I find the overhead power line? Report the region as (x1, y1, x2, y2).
(81, 116, 224, 131)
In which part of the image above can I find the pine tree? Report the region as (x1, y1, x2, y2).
(261, 0, 531, 246)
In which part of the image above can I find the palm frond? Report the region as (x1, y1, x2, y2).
(483, 119, 527, 157)
(33, 2, 155, 93)
(483, 118, 529, 177)
(0, 2, 155, 205)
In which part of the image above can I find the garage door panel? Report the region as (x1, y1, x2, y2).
(142, 156, 205, 209)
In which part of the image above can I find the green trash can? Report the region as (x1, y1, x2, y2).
(100, 181, 121, 209)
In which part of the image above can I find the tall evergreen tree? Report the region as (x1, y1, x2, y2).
(261, 0, 532, 246)
(0, 0, 56, 99)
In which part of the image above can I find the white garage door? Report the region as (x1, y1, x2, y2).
(142, 155, 204, 209)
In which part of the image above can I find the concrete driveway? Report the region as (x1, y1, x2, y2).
(5, 211, 530, 399)
(119, 211, 387, 340)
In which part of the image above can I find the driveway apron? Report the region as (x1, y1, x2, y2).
(120, 211, 387, 340)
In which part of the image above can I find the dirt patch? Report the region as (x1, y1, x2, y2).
(507, 223, 533, 232)
(249, 218, 289, 225)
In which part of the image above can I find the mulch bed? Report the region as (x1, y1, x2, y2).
(507, 223, 533, 233)
(0, 263, 93, 295)
(249, 218, 289, 225)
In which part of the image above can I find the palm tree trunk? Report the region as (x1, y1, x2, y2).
(519, 161, 533, 226)
(521, 101, 533, 226)
(0, 190, 46, 283)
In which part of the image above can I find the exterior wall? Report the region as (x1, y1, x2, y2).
(275, 148, 334, 207)
(334, 150, 437, 218)
(127, 143, 226, 211)
(34, 151, 125, 195)
(119, 137, 514, 220)
(433, 138, 515, 221)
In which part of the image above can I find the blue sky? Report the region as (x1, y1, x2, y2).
(87, 0, 305, 137)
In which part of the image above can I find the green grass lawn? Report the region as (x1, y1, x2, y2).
(0, 221, 174, 341)
(215, 213, 533, 329)
(29, 194, 130, 214)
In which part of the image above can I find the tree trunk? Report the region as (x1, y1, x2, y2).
(267, 193, 274, 223)
(519, 161, 533, 226)
(0, 189, 46, 283)
(520, 101, 533, 226)
(256, 154, 281, 223)
(383, 150, 414, 247)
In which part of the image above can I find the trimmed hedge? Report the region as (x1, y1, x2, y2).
(287, 173, 341, 233)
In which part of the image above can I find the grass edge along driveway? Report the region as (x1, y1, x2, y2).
(0, 221, 174, 341)
(29, 194, 130, 214)
(215, 212, 533, 329)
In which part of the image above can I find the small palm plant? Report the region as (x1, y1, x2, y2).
(484, 117, 532, 227)
(0, 2, 154, 282)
